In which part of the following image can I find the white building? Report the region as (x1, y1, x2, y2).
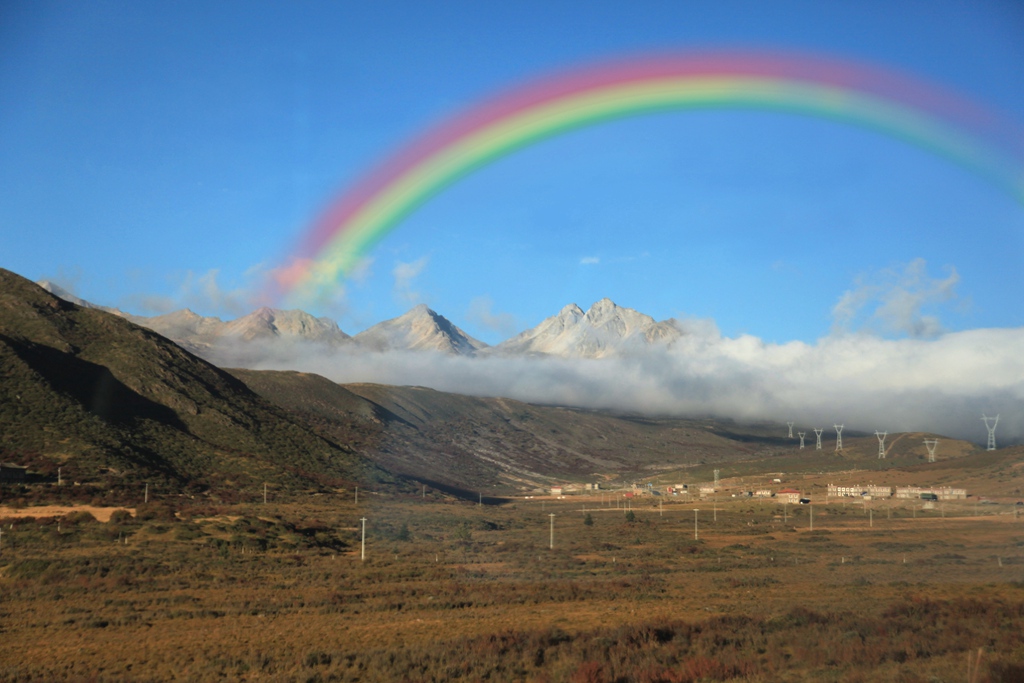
(827, 484, 893, 498)
(776, 488, 801, 504)
(894, 486, 966, 500)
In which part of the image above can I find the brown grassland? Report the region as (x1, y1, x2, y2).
(1, 489, 1024, 682)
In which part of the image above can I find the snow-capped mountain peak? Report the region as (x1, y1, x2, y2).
(492, 299, 682, 358)
(353, 304, 488, 355)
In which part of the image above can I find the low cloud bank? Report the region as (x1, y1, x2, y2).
(206, 324, 1024, 445)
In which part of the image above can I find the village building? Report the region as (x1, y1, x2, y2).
(776, 488, 801, 504)
(894, 486, 967, 500)
(828, 484, 893, 498)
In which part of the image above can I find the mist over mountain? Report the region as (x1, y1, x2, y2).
(37, 280, 127, 317)
(36, 280, 1024, 444)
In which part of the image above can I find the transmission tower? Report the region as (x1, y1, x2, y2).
(875, 431, 887, 459)
(814, 428, 823, 450)
(924, 438, 939, 463)
(834, 424, 844, 452)
(713, 469, 720, 488)
(787, 422, 795, 438)
(798, 432, 806, 449)
(982, 414, 999, 451)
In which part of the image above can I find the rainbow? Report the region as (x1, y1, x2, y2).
(273, 51, 1024, 302)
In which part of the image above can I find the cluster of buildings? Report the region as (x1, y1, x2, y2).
(827, 484, 967, 500)
(543, 480, 969, 504)
(549, 482, 603, 496)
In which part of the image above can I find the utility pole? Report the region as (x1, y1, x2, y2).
(144, 482, 148, 504)
(809, 504, 813, 531)
(355, 487, 359, 505)
(57, 467, 61, 486)
(549, 514, 555, 549)
(263, 482, 267, 505)
(360, 517, 367, 561)
(694, 509, 699, 540)
(982, 415, 999, 451)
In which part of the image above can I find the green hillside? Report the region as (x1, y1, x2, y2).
(0, 269, 388, 500)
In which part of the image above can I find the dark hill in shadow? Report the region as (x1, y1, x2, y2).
(0, 268, 393, 498)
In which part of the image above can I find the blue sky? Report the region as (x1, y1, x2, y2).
(2, 0, 1023, 344)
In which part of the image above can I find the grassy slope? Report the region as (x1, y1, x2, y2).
(226, 370, 1003, 497)
(226, 372, 807, 492)
(0, 269, 385, 495)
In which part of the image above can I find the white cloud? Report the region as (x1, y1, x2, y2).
(832, 258, 960, 338)
(123, 268, 259, 317)
(466, 296, 518, 337)
(203, 323, 1024, 444)
(392, 256, 429, 305)
(42, 266, 84, 295)
(348, 256, 374, 285)
(184, 269, 253, 316)
(580, 256, 600, 265)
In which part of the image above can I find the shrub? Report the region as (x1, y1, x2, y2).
(109, 509, 134, 524)
(63, 511, 96, 525)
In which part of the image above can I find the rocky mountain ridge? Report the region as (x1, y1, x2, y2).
(38, 283, 684, 361)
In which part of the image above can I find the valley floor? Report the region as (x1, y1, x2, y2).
(1, 494, 1023, 682)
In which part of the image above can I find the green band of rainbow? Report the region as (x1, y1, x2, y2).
(275, 54, 1024, 303)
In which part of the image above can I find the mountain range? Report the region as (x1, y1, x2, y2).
(37, 281, 683, 362)
(5, 270, 764, 495)
(8, 268, 1008, 500)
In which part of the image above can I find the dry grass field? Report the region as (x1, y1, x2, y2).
(2, 489, 1024, 682)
